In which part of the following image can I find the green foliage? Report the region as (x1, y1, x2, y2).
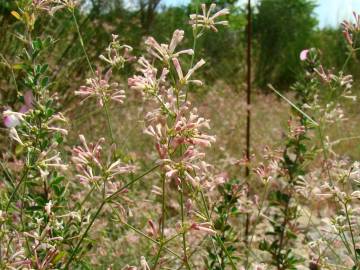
(254, 0, 318, 89)
(205, 179, 240, 270)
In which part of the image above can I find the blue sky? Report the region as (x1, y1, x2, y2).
(162, 0, 360, 28)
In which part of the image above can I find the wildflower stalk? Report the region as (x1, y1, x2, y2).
(180, 180, 191, 270)
(65, 165, 159, 267)
(71, 9, 94, 75)
(153, 174, 166, 268)
(161, 173, 166, 237)
(71, 9, 115, 144)
(0, 161, 15, 188)
(152, 243, 163, 269)
(246, 180, 270, 254)
(343, 201, 358, 264)
(5, 167, 29, 212)
(199, 190, 237, 270)
(64, 199, 106, 269)
(103, 98, 115, 143)
(119, 218, 182, 260)
(317, 125, 333, 185)
(185, 2, 202, 102)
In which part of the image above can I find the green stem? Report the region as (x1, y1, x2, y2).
(120, 221, 182, 261)
(64, 200, 106, 269)
(199, 190, 237, 270)
(245, 181, 270, 268)
(64, 165, 159, 268)
(317, 125, 333, 185)
(161, 173, 166, 237)
(71, 10, 94, 76)
(103, 99, 115, 144)
(5, 167, 29, 212)
(152, 243, 163, 269)
(153, 173, 166, 269)
(344, 201, 358, 263)
(72, 10, 115, 144)
(180, 181, 191, 270)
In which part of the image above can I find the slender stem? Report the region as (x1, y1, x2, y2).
(246, 181, 270, 254)
(180, 181, 191, 270)
(344, 201, 358, 263)
(120, 220, 182, 261)
(20, 182, 31, 255)
(5, 167, 29, 212)
(72, 10, 115, 144)
(161, 174, 166, 237)
(103, 98, 115, 144)
(78, 185, 96, 210)
(64, 200, 106, 269)
(153, 173, 166, 270)
(317, 125, 333, 185)
(0, 160, 15, 188)
(152, 243, 163, 269)
(199, 190, 237, 270)
(71, 10, 94, 76)
(107, 165, 159, 201)
(64, 165, 159, 268)
(185, 2, 200, 102)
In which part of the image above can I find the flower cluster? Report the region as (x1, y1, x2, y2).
(31, 0, 77, 14)
(145, 29, 194, 63)
(99, 34, 135, 68)
(128, 57, 168, 96)
(341, 12, 360, 46)
(71, 135, 136, 184)
(189, 3, 229, 32)
(75, 68, 126, 107)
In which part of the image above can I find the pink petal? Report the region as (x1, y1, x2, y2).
(3, 115, 20, 128)
(300, 49, 309, 61)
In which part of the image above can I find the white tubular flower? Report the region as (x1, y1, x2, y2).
(75, 68, 125, 107)
(172, 108, 216, 148)
(106, 160, 137, 179)
(172, 58, 205, 86)
(72, 135, 104, 168)
(190, 222, 216, 235)
(128, 57, 169, 96)
(76, 166, 102, 184)
(190, 3, 229, 32)
(145, 29, 194, 62)
(9, 128, 24, 145)
(99, 34, 135, 68)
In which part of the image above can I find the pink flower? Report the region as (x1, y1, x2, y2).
(189, 3, 229, 32)
(145, 29, 194, 62)
(342, 12, 360, 46)
(99, 34, 135, 68)
(172, 108, 216, 148)
(190, 222, 216, 235)
(300, 49, 309, 61)
(75, 68, 125, 107)
(3, 111, 21, 128)
(72, 135, 136, 184)
(3, 91, 33, 128)
(172, 58, 205, 86)
(128, 57, 168, 95)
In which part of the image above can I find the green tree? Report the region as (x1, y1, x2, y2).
(254, 0, 318, 89)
